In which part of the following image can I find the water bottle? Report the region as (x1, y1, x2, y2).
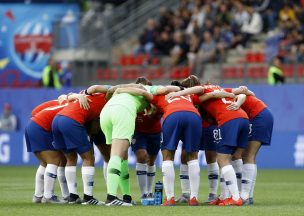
(154, 181, 163, 205)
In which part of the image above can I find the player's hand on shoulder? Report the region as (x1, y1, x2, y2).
(78, 94, 91, 110)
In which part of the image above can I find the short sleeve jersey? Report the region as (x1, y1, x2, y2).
(224, 88, 267, 120)
(193, 84, 248, 126)
(31, 100, 59, 117)
(151, 95, 200, 120)
(58, 93, 107, 125)
(32, 102, 68, 132)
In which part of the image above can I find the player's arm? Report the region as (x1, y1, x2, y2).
(226, 94, 247, 111)
(198, 91, 235, 102)
(231, 86, 255, 96)
(106, 83, 144, 100)
(58, 93, 92, 110)
(154, 85, 180, 95)
(165, 86, 204, 100)
(85, 85, 112, 95)
(114, 87, 153, 102)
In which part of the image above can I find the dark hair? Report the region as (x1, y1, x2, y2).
(135, 76, 152, 86)
(181, 75, 201, 87)
(170, 80, 182, 86)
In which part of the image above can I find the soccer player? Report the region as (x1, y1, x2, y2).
(132, 109, 161, 201)
(132, 78, 161, 202)
(26, 94, 86, 204)
(100, 86, 155, 206)
(224, 91, 274, 204)
(168, 76, 249, 206)
(52, 85, 109, 205)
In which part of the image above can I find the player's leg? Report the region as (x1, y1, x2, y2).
(25, 126, 46, 203)
(183, 112, 202, 206)
(204, 126, 220, 203)
(146, 133, 161, 197)
(176, 149, 190, 203)
(132, 132, 149, 198)
(232, 148, 244, 192)
(205, 150, 220, 202)
(38, 150, 61, 203)
(241, 141, 260, 202)
(95, 142, 111, 183)
(161, 113, 181, 206)
(57, 152, 69, 201)
(217, 119, 248, 206)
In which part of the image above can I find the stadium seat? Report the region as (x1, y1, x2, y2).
(122, 67, 141, 80)
(223, 66, 244, 79)
(282, 65, 294, 77)
(248, 66, 267, 78)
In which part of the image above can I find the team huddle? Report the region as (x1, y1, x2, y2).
(25, 75, 273, 206)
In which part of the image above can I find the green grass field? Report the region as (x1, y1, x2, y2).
(0, 167, 303, 216)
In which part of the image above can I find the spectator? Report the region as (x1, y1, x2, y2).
(239, 7, 263, 47)
(196, 30, 216, 63)
(170, 31, 189, 65)
(187, 33, 200, 67)
(155, 31, 174, 56)
(136, 19, 158, 55)
(0, 103, 17, 132)
(268, 56, 285, 85)
(279, 3, 299, 31)
(41, 58, 62, 89)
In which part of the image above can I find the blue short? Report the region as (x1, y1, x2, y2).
(90, 130, 106, 145)
(25, 120, 55, 153)
(52, 115, 92, 154)
(131, 131, 161, 156)
(249, 108, 274, 146)
(200, 125, 220, 151)
(162, 111, 202, 153)
(217, 118, 249, 154)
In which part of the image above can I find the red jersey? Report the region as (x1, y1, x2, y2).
(135, 112, 162, 134)
(151, 95, 200, 120)
(224, 88, 267, 120)
(31, 100, 59, 117)
(193, 84, 248, 126)
(58, 93, 107, 125)
(32, 103, 68, 132)
(241, 95, 267, 119)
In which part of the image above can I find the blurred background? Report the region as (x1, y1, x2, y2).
(0, 0, 304, 169)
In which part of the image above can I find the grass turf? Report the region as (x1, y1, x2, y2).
(0, 167, 303, 216)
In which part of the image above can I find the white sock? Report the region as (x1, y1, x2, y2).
(207, 162, 219, 195)
(65, 166, 78, 195)
(231, 159, 243, 192)
(34, 165, 45, 197)
(179, 164, 190, 194)
(57, 167, 69, 198)
(241, 163, 256, 200)
(44, 164, 58, 199)
(82, 166, 95, 196)
(221, 165, 240, 200)
(147, 165, 156, 194)
(103, 162, 108, 184)
(188, 160, 200, 199)
(249, 164, 257, 198)
(136, 163, 148, 196)
(219, 172, 230, 200)
(162, 160, 175, 200)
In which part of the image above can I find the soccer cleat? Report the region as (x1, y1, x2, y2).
(41, 195, 66, 204)
(62, 196, 69, 203)
(32, 195, 42, 203)
(68, 194, 82, 204)
(188, 197, 199, 206)
(208, 197, 222, 205)
(123, 194, 136, 205)
(147, 193, 154, 199)
(105, 198, 133, 206)
(82, 197, 104, 205)
(162, 197, 176, 206)
(205, 193, 217, 204)
(175, 193, 190, 203)
(218, 197, 243, 206)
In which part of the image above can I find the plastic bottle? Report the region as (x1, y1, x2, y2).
(154, 181, 163, 205)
